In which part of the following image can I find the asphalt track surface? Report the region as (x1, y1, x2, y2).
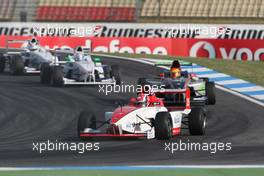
(0, 56, 264, 166)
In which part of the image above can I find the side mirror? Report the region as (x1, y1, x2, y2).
(115, 100, 125, 107)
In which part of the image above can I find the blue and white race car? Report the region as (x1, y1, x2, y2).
(40, 46, 121, 87)
(0, 38, 55, 75)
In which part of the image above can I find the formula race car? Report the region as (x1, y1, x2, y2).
(0, 38, 55, 75)
(141, 60, 216, 105)
(78, 87, 207, 140)
(40, 46, 121, 86)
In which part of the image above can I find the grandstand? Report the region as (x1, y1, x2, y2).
(0, 0, 264, 23)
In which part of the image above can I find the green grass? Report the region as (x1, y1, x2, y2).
(98, 53, 264, 87)
(1, 169, 264, 176)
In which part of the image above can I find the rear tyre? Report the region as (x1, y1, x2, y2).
(137, 78, 147, 87)
(206, 81, 216, 105)
(10, 55, 24, 75)
(188, 108, 206, 135)
(137, 78, 153, 94)
(78, 111, 97, 140)
(0, 55, 5, 73)
(111, 65, 121, 85)
(103, 66, 111, 79)
(155, 112, 172, 140)
(50, 66, 64, 87)
(94, 70, 100, 82)
(40, 63, 51, 84)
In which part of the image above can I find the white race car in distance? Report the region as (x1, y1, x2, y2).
(40, 46, 121, 87)
(0, 38, 55, 75)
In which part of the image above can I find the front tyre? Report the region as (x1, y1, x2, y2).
(77, 111, 97, 140)
(40, 63, 51, 84)
(111, 65, 121, 85)
(206, 81, 216, 105)
(0, 55, 5, 73)
(188, 108, 206, 135)
(50, 66, 64, 87)
(10, 55, 24, 75)
(155, 112, 172, 140)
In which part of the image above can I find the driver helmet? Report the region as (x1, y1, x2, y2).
(74, 46, 84, 61)
(170, 60, 181, 79)
(171, 60, 181, 69)
(28, 38, 39, 50)
(75, 46, 84, 54)
(170, 67, 181, 79)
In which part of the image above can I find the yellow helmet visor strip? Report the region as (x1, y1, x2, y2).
(170, 68, 181, 78)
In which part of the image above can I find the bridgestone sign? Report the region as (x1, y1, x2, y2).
(0, 23, 263, 61)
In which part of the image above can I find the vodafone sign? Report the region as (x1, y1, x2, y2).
(88, 38, 170, 55)
(0, 36, 263, 61)
(187, 39, 264, 61)
(189, 41, 216, 59)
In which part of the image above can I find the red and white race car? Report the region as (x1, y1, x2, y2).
(78, 88, 207, 140)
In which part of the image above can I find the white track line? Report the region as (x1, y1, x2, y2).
(139, 165, 264, 169)
(1, 165, 264, 171)
(233, 86, 264, 92)
(0, 168, 51, 171)
(251, 94, 264, 100)
(216, 85, 264, 107)
(195, 73, 229, 78)
(182, 68, 212, 72)
(216, 79, 249, 85)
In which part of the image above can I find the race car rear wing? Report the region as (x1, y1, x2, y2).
(153, 88, 186, 93)
(155, 60, 195, 75)
(153, 88, 191, 110)
(51, 48, 74, 64)
(54, 48, 74, 54)
(154, 60, 193, 67)
(4, 39, 28, 56)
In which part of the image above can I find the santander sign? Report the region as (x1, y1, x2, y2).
(189, 41, 264, 61)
